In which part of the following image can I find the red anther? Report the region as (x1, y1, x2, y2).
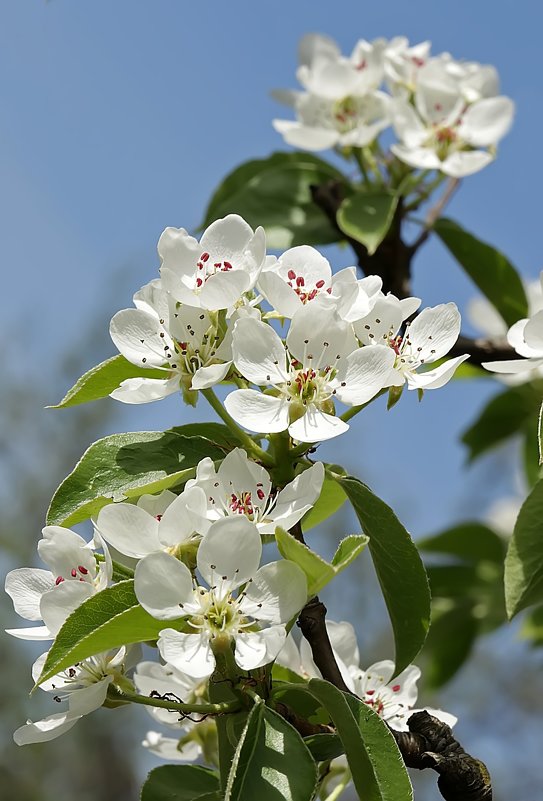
(366, 689, 375, 696)
(78, 565, 89, 575)
(287, 270, 296, 280)
(308, 290, 317, 301)
(315, 280, 325, 289)
(200, 252, 210, 262)
(392, 684, 401, 692)
(356, 59, 367, 70)
(197, 262, 204, 270)
(296, 276, 305, 287)
(257, 489, 265, 500)
(434, 102, 443, 111)
(155, 514, 163, 522)
(223, 261, 233, 270)
(214, 263, 221, 269)
(179, 342, 188, 351)
(70, 568, 77, 578)
(326, 287, 332, 294)
(196, 278, 203, 287)
(55, 576, 65, 585)
(412, 56, 425, 67)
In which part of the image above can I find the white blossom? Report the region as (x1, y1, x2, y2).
(354, 295, 469, 390)
(159, 215, 266, 311)
(391, 60, 514, 177)
(5, 526, 110, 642)
(134, 516, 307, 677)
(225, 305, 395, 443)
(258, 245, 382, 321)
(14, 647, 131, 745)
(278, 620, 457, 731)
(185, 449, 324, 535)
(482, 272, 543, 376)
(109, 282, 233, 404)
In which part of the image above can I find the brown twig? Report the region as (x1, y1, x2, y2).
(408, 178, 460, 254)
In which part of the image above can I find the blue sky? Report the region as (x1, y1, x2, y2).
(2, 2, 543, 797)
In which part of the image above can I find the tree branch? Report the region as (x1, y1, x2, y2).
(408, 178, 460, 255)
(449, 334, 516, 366)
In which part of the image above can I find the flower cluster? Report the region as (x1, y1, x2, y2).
(110, 215, 468, 442)
(273, 34, 514, 176)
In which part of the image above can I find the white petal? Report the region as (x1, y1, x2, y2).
(262, 462, 325, 534)
(407, 354, 470, 390)
(459, 97, 514, 147)
(199, 270, 250, 311)
(134, 552, 193, 619)
(239, 560, 307, 623)
(158, 630, 215, 678)
(110, 376, 180, 404)
(158, 486, 209, 546)
(258, 270, 302, 319)
(110, 308, 174, 368)
(197, 517, 262, 593)
(407, 303, 461, 362)
(6, 625, 53, 641)
(441, 150, 493, 177)
(143, 732, 201, 762)
(482, 357, 543, 374)
(232, 317, 288, 385)
(272, 120, 339, 151)
(354, 295, 404, 345)
(522, 310, 543, 353)
(14, 713, 80, 745)
(287, 304, 358, 368)
(38, 526, 92, 576)
(390, 144, 442, 171)
(5, 568, 54, 621)
(336, 344, 396, 405)
(158, 227, 200, 278)
(235, 625, 287, 670)
(137, 490, 178, 517)
(68, 677, 112, 715)
(391, 100, 426, 147)
(289, 407, 349, 443)
(326, 621, 360, 671)
(96, 503, 161, 559)
(225, 390, 290, 434)
(40, 581, 94, 636)
(191, 361, 231, 390)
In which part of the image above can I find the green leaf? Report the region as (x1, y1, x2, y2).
(225, 701, 317, 801)
(302, 477, 347, 532)
(505, 478, 543, 617)
(202, 151, 346, 249)
(337, 190, 398, 255)
(47, 429, 227, 527)
(337, 476, 430, 673)
(461, 384, 541, 462)
(303, 733, 344, 762)
(37, 581, 185, 686)
(307, 679, 413, 801)
(434, 217, 528, 327)
(170, 422, 244, 450)
(50, 354, 166, 409)
(275, 528, 368, 596)
(419, 523, 505, 565)
(423, 604, 479, 688)
(141, 765, 220, 801)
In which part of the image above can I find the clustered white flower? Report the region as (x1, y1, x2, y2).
(109, 214, 467, 442)
(273, 33, 514, 177)
(482, 270, 543, 378)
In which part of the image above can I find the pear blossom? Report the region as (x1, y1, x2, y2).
(110, 283, 233, 404)
(273, 34, 390, 152)
(482, 272, 543, 376)
(134, 516, 307, 677)
(159, 215, 266, 311)
(391, 60, 514, 177)
(14, 647, 131, 745)
(258, 245, 382, 321)
(383, 37, 431, 94)
(95, 488, 210, 560)
(354, 295, 469, 390)
(5, 526, 111, 641)
(224, 305, 395, 443)
(278, 620, 457, 731)
(185, 448, 324, 535)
